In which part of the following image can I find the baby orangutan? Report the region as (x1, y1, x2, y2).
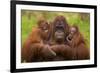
(66, 25, 90, 60)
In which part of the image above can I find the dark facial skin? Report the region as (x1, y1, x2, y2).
(53, 16, 67, 44)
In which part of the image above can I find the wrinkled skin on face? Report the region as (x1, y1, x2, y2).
(51, 16, 69, 44)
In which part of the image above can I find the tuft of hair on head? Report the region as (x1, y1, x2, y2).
(71, 24, 79, 32)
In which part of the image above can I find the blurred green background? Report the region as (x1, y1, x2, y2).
(21, 10, 90, 48)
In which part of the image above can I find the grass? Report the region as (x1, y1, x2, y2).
(21, 11, 90, 48)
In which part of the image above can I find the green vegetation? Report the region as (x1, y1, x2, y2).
(21, 10, 90, 48)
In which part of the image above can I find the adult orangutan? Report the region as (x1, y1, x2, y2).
(66, 25, 90, 60)
(48, 16, 73, 61)
(50, 15, 69, 44)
